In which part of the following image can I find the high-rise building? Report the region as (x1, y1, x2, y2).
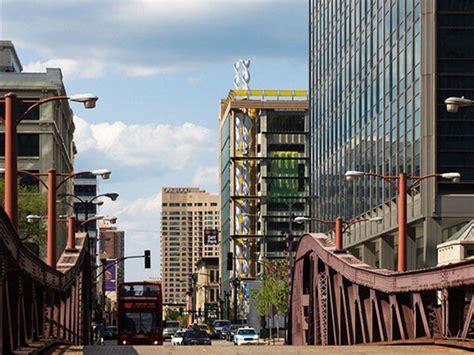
(218, 89, 309, 321)
(160, 187, 219, 305)
(0, 40, 76, 255)
(310, 1, 474, 270)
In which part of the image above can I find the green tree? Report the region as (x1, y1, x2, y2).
(166, 308, 181, 321)
(0, 178, 48, 252)
(250, 259, 289, 339)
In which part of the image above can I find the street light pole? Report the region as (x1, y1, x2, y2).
(48, 169, 57, 266)
(398, 173, 408, 272)
(4, 93, 18, 229)
(335, 217, 343, 251)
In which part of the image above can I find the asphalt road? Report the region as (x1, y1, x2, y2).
(50, 339, 470, 354)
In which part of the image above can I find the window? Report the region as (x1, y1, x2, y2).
(74, 185, 97, 195)
(0, 101, 40, 120)
(0, 133, 39, 156)
(267, 112, 305, 132)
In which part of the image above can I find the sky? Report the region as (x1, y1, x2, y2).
(1, 0, 308, 281)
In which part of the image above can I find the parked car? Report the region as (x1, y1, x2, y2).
(220, 324, 231, 340)
(163, 321, 181, 340)
(211, 320, 231, 339)
(196, 324, 212, 337)
(101, 325, 118, 340)
(181, 330, 212, 346)
(233, 327, 259, 346)
(171, 329, 188, 346)
(226, 324, 246, 341)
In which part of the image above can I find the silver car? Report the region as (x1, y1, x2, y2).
(163, 321, 180, 339)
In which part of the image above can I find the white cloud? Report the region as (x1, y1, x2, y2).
(74, 116, 214, 169)
(193, 166, 218, 191)
(23, 58, 105, 79)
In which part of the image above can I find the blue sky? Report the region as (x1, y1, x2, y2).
(1, 0, 308, 280)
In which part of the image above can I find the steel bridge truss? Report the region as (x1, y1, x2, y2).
(0, 209, 91, 354)
(291, 233, 474, 346)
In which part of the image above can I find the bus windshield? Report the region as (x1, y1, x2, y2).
(121, 284, 161, 297)
(119, 312, 160, 335)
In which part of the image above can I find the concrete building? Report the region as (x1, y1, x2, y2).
(195, 257, 220, 323)
(218, 89, 309, 322)
(0, 40, 76, 256)
(160, 187, 220, 306)
(309, 1, 474, 270)
(99, 224, 125, 283)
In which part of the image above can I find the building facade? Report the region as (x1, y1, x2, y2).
(99, 224, 125, 325)
(0, 40, 76, 256)
(160, 187, 220, 305)
(218, 90, 309, 321)
(74, 174, 99, 237)
(310, 0, 474, 270)
(195, 257, 220, 323)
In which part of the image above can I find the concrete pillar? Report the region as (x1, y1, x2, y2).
(423, 217, 442, 267)
(360, 242, 377, 267)
(379, 235, 395, 270)
(406, 226, 417, 271)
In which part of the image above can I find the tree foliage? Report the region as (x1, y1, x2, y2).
(0, 179, 48, 252)
(250, 259, 289, 317)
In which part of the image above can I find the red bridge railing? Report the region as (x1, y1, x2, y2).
(0, 208, 91, 353)
(291, 233, 474, 346)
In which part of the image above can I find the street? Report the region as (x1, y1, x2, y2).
(49, 340, 470, 354)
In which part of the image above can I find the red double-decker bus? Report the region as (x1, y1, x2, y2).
(117, 281, 163, 345)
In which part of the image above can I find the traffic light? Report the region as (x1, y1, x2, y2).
(227, 252, 233, 271)
(144, 250, 151, 269)
(298, 164, 305, 192)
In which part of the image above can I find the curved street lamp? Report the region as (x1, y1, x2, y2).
(1, 92, 99, 231)
(344, 170, 460, 271)
(58, 192, 119, 223)
(294, 216, 383, 252)
(26, 214, 117, 252)
(6, 168, 111, 267)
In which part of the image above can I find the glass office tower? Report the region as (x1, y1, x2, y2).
(310, 0, 474, 270)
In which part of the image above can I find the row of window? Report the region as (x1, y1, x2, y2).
(163, 202, 218, 207)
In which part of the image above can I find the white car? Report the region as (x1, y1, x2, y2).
(233, 327, 259, 345)
(171, 330, 187, 346)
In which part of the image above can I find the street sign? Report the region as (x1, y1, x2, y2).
(204, 229, 219, 245)
(205, 303, 219, 321)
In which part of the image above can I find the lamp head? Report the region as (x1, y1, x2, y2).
(106, 193, 119, 201)
(70, 93, 98, 109)
(91, 169, 111, 180)
(0, 168, 5, 174)
(92, 200, 104, 206)
(369, 216, 383, 224)
(104, 215, 117, 224)
(293, 216, 311, 224)
(345, 170, 365, 181)
(445, 96, 474, 113)
(26, 214, 42, 224)
(441, 172, 461, 182)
